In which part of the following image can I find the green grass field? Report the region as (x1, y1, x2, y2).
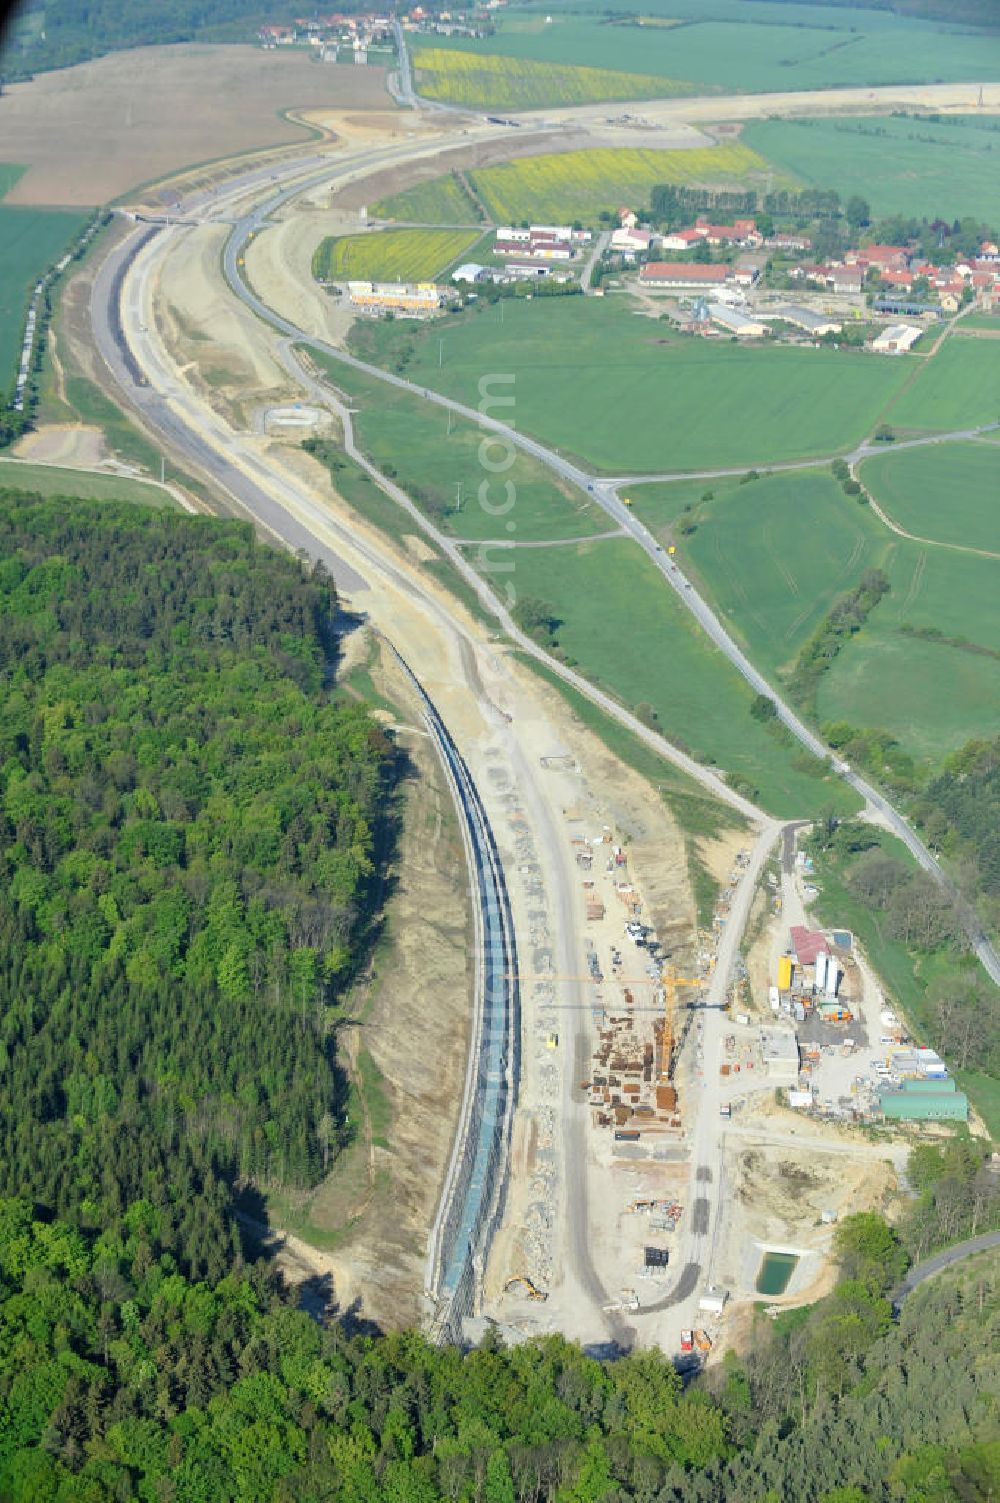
(630, 463, 1000, 767)
(348, 297, 912, 473)
(743, 115, 1000, 224)
(0, 204, 88, 392)
(312, 227, 481, 284)
(816, 544, 1000, 760)
(308, 351, 608, 543)
(468, 143, 775, 226)
(0, 459, 177, 508)
(501, 537, 859, 818)
(860, 442, 1000, 554)
(958, 315, 1000, 332)
(420, 8, 993, 94)
(372, 172, 480, 225)
(881, 337, 1000, 434)
(630, 468, 883, 682)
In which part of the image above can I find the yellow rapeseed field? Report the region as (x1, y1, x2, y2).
(469, 144, 774, 225)
(411, 46, 696, 110)
(312, 227, 481, 284)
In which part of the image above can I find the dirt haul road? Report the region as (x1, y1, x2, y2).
(89, 89, 951, 1345)
(94, 130, 739, 1344)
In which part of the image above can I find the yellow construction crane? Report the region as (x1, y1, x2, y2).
(660, 969, 702, 1080)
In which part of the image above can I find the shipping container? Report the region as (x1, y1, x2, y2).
(777, 955, 793, 991)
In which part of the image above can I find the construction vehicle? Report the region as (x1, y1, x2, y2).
(694, 1330, 712, 1352)
(680, 1329, 694, 1353)
(504, 1276, 548, 1302)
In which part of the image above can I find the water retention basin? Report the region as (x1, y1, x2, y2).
(756, 1250, 799, 1296)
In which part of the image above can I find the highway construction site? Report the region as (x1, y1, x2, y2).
(39, 65, 992, 1360)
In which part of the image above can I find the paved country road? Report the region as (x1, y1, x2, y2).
(94, 120, 1000, 1337)
(893, 1231, 1000, 1307)
(220, 180, 1000, 989)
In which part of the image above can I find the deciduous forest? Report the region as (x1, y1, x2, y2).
(1, 1196, 998, 1501)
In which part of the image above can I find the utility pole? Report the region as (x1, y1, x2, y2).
(438, 338, 444, 367)
(446, 409, 453, 437)
(160, 456, 165, 484)
(454, 481, 462, 511)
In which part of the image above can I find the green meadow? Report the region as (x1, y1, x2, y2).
(0, 199, 88, 391)
(629, 464, 1000, 768)
(882, 337, 1000, 434)
(0, 460, 177, 507)
(744, 115, 1000, 224)
(420, 8, 993, 95)
(502, 536, 860, 818)
(308, 352, 608, 543)
(347, 298, 911, 473)
(860, 441, 1000, 554)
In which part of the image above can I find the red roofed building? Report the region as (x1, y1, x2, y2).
(790, 925, 828, 966)
(639, 262, 729, 288)
(851, 244, 910, 271)
(661, 228, 704, 251)
(880, 268, 915, 290)
(693, 216, 762, 247)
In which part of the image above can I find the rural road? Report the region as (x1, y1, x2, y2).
(893, 1231, 1000, 1306)
(88, 89, 1000, 1344)
(219, 174, 1000, 988)
(96, 138, 747, 1346)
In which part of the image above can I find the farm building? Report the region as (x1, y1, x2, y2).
(707, 304, 767, 337)
(639, 262, 729, 290)
(661, 229, 703, 252)
(452, 262, 488, 283)
(766, 305, 842, 336)
(503, 260, 551, 280)
(495, 235, 572, 261)
(871, 323, 923, 354)
(766, 232, 812, 252)
(872, 297, 939, 318)
(611, 227, 656, 255)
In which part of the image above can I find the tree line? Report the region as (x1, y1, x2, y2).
(1, 1192, 998, 1501)
(0, 488, 395, 1279)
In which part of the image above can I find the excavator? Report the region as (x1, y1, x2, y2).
(504, 1276, 548, 1302)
